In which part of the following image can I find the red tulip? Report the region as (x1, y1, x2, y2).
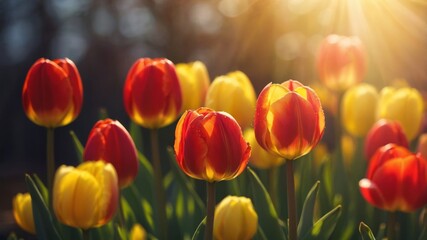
(22, 58, 83, 128)
(359, 144, 427, 212)
(317, 34, 365, 92)
(254, 80, 325, 160)
(123, 58, 182, 129)
(83, 119, 138, 188)
(174, 107, 251, 182)
(364, 119, 409, 161)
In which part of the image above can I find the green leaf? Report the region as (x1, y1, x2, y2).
(191, 217, 206, 240)
(31, 174, 49, 204)
(129, 121, 144, 152)
(359, 222, 376, 240)
(297, 181, 320, 238)
(301, 205, 342, 240)
(69, 130, 84, 163)
(247, 167, 287, 240)
(25, 174, 63, 240)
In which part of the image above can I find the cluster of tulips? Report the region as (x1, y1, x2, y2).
(10, 33, 427, 240)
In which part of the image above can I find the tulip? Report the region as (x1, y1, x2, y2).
(22, 58, 83, 128)
(13, 193, 35, 234)
(364, 119, 409, 161)
(244, 128, 283, 169)
(317, 34, 365, 92)
(214, 196, 258, 240)
(359, 144, 427, 212)
(176, 61, 210, 111)
(254, 80, 325, 160)
(417, 133, 427, 160)
(130, 223, 147, 240)
(83, 118, 138, 188)
(174, 107, 251, 182)
(53, 161, 119, 229)
(341, 83, 378, 137)
(123, 58, 182, 129)
(377, 86, 424, 141)
(205, 71, 256, 130)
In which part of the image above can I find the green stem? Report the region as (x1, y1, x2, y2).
(387, 211, 397, 240)
(286, 160, 298, 240)
(46, 127, 55, 208)
(150, 129, 167, 240)
(268, 167, 278, 210)
(82, 229, 90, 240)
(205, 181, 216, 240)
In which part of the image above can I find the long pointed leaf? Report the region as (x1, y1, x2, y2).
(69, 130, 84, 163)
(25, 174, 62, 240)
(302, 205, 342, 240)
(359, 222, 376, 240)
(247, 167, 287, 240)
(298, 181, 320, 238)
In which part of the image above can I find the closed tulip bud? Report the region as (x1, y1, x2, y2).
(254, 80, 325, 160)
(22, 58, 83, 128)
(377, 86, 424, 141)
(364, 119, 409, 161)
(417, 133, 427, 160)
(130, 223, 147, 240)
(13, 193, 35, 234)
(359, 144, 427, 212)
(124, 58, 182, 129)
(176, 61, 210, 111)
(53, 161, 119, 229)
(174, 107, 251, 182)
(317, 34, 365, 92)
(214, 196, 258, 240)
(83, 119, 138, 188)
(341, 83, 378, 137)
(205, 71, 256, 129)
(244, 128, 284, 169)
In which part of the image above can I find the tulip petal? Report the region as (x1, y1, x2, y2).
(359, 178, 387, 210)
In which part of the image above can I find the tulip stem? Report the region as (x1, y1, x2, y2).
(387, 211, 397, 240)
(46, 127, 55, 208)
(150, 129, 168, 240)
(205, 181, 216, 240)
(286, 160, 298, 240)
(82, 229, 90, 240)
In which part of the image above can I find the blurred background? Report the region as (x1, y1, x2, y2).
(1, 0, 427, 237)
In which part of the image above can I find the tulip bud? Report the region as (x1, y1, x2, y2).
(13, 193, 35, 234)
(317, 34, 365, 92)
(254, 80, 325, 160)
(123, 58, 182, 129)
(214, 196, 258, 240)
(22, 58, 83, 128)
(205, 71, 256, 130)
(130, 223, 147, 240)
(377, 86, 424, 141)
(359, 144, 427, 212)
(83, 118, 138, 188)
(341, 83, 378, 137)
(244, 128, 284, 169)
(53, 161, 119, 229)
(176, 61, 210, 111)
(364, 119, 409, 161)
(174, 107, 251, 182)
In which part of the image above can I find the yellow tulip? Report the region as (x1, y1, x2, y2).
(205, 71, 256, 129)
(13, 193, 35, 234)
(341, 83, 379, 137)
(176, 61, 210, 111)
(130, 223, 147, 240)
(377, 86, 424, 141)
(214, 196, 258, 240)
(244, 128, 284, 169)
(53, 161, 119, 229)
